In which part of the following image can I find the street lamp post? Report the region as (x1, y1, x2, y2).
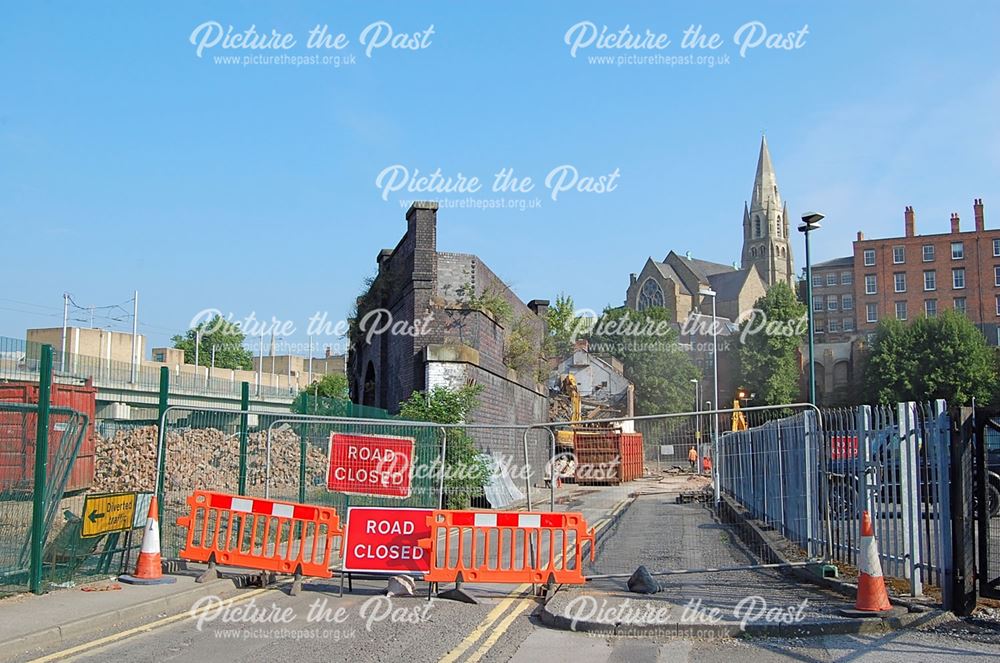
(698, 288, 720, 503)
(798, 213, 825, 405)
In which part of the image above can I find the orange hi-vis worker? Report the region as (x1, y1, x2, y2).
(688, 446, 698, 469)
(702, 455, 713, 473)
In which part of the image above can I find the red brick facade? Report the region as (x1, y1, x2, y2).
(855, 199, 1000, 339)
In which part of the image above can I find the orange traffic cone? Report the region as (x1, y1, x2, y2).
(120, 496, 176, 585)
(840, 510, 891, 616)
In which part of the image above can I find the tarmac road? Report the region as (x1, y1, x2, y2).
(16, 577, 1000, 663)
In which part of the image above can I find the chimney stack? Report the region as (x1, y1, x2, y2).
(950, 213, 960, 234)
(574, 338, 589, 352)
(857, 231, 864, 241)
(975, 198, 985, 232)
(904, 206, 915, 237)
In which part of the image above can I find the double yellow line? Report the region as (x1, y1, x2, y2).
(437, 584, 535, 663)
(437, 501, 628, 662)
(28, 583, 283, 663)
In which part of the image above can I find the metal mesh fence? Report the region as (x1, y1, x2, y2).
(0, 335, 296, 400)
(538, 405, 818, 579)
(0, 403, 88, 595)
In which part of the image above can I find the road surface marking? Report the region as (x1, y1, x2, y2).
(464, 599, 534, 663)
(27, 583, 282, 663)
(438, 583, 532, 663)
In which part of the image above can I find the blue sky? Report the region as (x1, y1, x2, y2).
(2, 1, 998, 355)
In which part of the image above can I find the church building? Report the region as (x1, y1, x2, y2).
(625, 135, 794, 322)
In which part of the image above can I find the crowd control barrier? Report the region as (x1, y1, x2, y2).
(176, 490, 344, 594)
(418, 510, 594, 601)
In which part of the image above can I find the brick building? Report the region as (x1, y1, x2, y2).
(855, 199, 999, 338)
(347, 201, 549, 427)
(810, 198, 998, 404)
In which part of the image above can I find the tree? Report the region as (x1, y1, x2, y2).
(865, 310, 998, 405)
(737, 282, 807, 406)
(544, 293, 588, 358)
(862, 319, 913, 405)
(399, 385, 491, 509)
(171, 315, 253, 370)
(291, 373, 349, 414)
(587, 305, 700, 414)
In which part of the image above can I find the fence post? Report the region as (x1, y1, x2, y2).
(898, 401, 923, 596)
(949, 406, 977, 615)
(156, 367, 169, 504)
(934, 399, 953, 609)
(29, 344, 53, 594)
(804, 411, 816, 557)
(298, 424, 307, 503)
(238, 382, 249, 495)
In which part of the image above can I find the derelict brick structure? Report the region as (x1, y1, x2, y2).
(348, 202, 550, 486)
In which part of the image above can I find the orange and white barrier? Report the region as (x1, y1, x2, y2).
(176, 490, 344, 583)
(855, 510, 891, 612)
(419, 509, 594, 587)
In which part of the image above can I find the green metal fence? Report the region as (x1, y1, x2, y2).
(0, 401, 89, 596)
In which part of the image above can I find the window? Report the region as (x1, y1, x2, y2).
(893, 246, 905, 264)
(813, 296, 823, 312)
(863, 249, 876, 266)
(996, 295, 1000, 316)
(866, 303, 878, 323)
(925, 299, 937, 317)
(828, 319, 840, 332)
(811, 274, 822, 288)
(894, 273, 906, 293)
(952, 242, 964, 260)
(827, 295, 838, 311)
(754, 217, 761, 238)
(953, 268, 966, 289)
(815, 323, 825, 334)
(842, 294, 854, 311)
(841, 271, 853, 285)
(637, 278, 664, 310)
(843, 318, 855, 331)
(922, 245, 935, 262)
(923, 270, 936, 291)
(954, 297, 967, 314)
(865, 274, 877, 295)
(895, 301, 908, 320)
(826, 273, 837, 287)
(995, 265, 1000, 286)
(994, 238, 1000, 257)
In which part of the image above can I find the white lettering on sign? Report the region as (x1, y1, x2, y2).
(365, 519, 415, 535)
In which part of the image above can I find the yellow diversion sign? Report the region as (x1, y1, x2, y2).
(81, 492, 137, 538)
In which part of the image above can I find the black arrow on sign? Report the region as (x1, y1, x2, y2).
(88, 510, 105, 524)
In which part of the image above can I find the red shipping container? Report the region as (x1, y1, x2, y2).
(0, 380, 97, 493)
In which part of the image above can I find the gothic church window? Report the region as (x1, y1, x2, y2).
(638, 278, 664, 311)
(754, 216, 761, 238)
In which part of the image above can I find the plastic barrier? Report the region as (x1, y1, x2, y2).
(176, 490, 343, 590)
(419, 510, 594, 588)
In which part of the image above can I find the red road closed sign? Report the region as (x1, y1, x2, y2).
(343, 507, 432, 574)
(326, 433, 415, 498)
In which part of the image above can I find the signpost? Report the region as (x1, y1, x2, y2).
(326, 433, 415, 499)
(81, 492, 137, 538)
(343, 507, 432, 575)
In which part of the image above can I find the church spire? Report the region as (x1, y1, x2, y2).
(741, 134, 794, 289)
(751, 134, 780, 209)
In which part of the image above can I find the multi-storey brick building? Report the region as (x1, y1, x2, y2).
(811, 198, 998, 404)
(855, 199, 1000, 339)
